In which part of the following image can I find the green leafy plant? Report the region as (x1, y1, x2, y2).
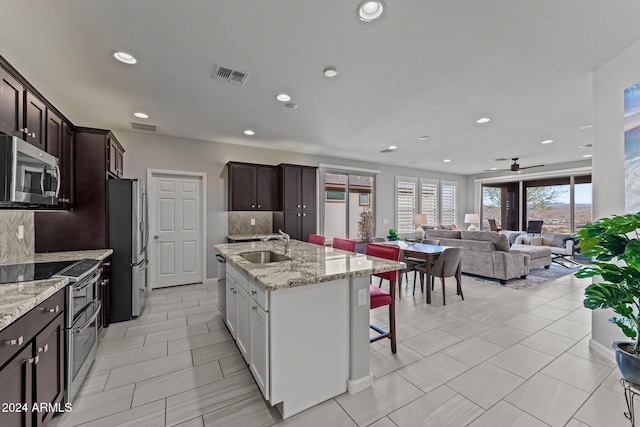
(576, 212, 640, 354)
(386, 228, 399, 241)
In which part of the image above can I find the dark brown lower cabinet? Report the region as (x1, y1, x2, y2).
(0, 290, 65, 427)
(33, 315, 64, 427)
(0, 345, 33, 427)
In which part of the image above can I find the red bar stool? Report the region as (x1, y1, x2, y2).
(332, 237, 357, 252)
(308, 234, 326, 245)
(366, 243, 401, 353)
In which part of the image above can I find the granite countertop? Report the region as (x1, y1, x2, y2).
(214, 240, 405, 291)
(0, 249, 113, 332)
(226, 234, 273, 241)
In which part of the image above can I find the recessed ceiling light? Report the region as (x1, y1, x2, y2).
(243, 129, 255, 136)
(134, 112, 149, 119)
(579, 144, 593, 149)
(358, 1, 385, 22)
(276, 93, 291, 102)
(323, 67, 337, 78)
(419, 136, 429, 140)
(285, 103, 298, 109)
(583, 154, 592, 158)
(443, 159, 451, 163)
(541, 139, 554, 144)
(490, 167, 498, 170)
(579, 124, 593, 130)
(388, 145, 397, 150)
(113, 51, 137, 64)
(476, 117, 491, 124)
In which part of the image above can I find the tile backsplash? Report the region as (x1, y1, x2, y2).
(0, 211, 34, 263)
(228, 211, 273, 235)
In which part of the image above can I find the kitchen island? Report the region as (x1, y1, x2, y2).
(213, 239, 404, 419)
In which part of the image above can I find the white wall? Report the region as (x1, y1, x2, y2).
(589, 38, 640, 350)
(114, 130, 467, 278)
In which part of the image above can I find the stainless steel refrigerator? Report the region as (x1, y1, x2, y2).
(108, 178, 149, 322)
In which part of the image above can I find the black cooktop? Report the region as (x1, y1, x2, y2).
(0, 260, 77, 284)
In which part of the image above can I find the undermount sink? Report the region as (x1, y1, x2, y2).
(240, 251, 291, 264)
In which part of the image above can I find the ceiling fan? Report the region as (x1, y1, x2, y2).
(485, 158, 545, 173)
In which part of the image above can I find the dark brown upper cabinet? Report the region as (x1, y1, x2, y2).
(227, 162, 278, 211)
(0, 66, 24, 138)
(107, 135, 125, 178)
(24, 91, 46, 150)
(45, 109, 62, 157)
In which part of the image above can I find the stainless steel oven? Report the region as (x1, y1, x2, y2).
(54, 259, 102, 403)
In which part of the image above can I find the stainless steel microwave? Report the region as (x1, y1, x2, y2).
(0, 135, 60, 206)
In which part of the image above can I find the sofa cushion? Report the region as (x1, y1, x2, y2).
(543, 233, 570, 248)
(461, 231, 510, 252)
(504, 231, 525, 245)
(427, 229, 461, 239)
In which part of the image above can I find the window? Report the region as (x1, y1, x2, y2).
(396, 177, 417, 234)
(441, 181, 457, 226)
(420, 179, 438, 226)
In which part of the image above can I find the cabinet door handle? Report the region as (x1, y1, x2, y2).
(230, 287, 234, 292)
(28, 355, 40, 365)
(37, 344, 49, 353)
(303, 205, 306, 208)
(251, 290, 257, 296)
(303, 213, 306, 217)
(43, 305, 59, 313)
(257, 204, 261, 208)
(7, 336, 24, 346)
(297, 213, 301, 217)
(252, 305, 257, 310)
(251, 204, 255, 208)
(20, 127, 27, 133)
(297, 205, 301, 208)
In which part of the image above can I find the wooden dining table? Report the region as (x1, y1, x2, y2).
(376, 240, 452, 304)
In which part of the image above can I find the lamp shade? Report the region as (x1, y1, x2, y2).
(464, 213, 479, 231)
(464, 214, 479, 224)
(413, 213, 427, 225)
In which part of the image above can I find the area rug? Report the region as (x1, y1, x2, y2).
(463, 264, 579, 290)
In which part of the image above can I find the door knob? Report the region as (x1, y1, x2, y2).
(154, 235, 159, 239)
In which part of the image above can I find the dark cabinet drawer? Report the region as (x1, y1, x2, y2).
(0, 289, 64, 369)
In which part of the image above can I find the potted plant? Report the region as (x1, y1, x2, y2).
(358, 209, 374, 242)
(386, 228, 399, 241)
(576, 212, 640, 385)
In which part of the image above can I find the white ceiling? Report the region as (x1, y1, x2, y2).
(1, 1, 639, 175)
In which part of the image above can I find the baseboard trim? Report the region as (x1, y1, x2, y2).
(347, 373, 373, 395)
(589, 337, 615, 362)
(203, 278, 218, 285)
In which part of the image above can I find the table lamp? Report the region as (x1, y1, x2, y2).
(413, 213, 427, 240)
(464, 213, 479, 231)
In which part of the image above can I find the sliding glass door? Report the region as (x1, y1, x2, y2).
(480, 174, 592, 234)
(323, 171, 375, 241)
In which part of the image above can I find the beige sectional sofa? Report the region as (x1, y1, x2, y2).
(425, 229, 533, 284)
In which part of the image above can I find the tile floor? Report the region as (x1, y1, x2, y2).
(50, 270, 634, 426)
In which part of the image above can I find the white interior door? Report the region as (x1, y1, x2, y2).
(151, 174, 202, 288)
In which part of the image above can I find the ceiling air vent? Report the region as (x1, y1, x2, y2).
(130, 122, 159, 133)
(213, 64, 248, 86)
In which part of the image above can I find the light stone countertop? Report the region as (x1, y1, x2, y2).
(214, 240, 405, 291)
(0, 249, 113, 332)
(226, 234, 273, 242)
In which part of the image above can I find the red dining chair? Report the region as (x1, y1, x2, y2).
(308, 234, 326, 246)
(366, 243, 401, 353)
(332, 237, 357, 252)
